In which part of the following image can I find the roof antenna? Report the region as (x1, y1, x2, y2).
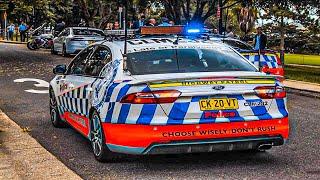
(123, 0, 128, 71)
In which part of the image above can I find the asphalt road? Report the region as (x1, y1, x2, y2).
(0, 43, 319, 179)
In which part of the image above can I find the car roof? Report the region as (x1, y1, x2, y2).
(97, 37, 232, 54)
(70, 27, 103, 31)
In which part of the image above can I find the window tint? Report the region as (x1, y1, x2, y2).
(127, 49, 178, 75)
(84, 46, 112, 76)
(68, 46, 95, 75)
(223, 40, 253, 50)
(73, 29, 104, 36)
(127, 48, 256, 75)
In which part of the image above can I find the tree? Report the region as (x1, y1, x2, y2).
(157, 0, 244, 24)
(73, 0, 118, 28)
(255, 0, 320, 51)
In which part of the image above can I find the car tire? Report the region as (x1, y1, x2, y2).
(62, 44, 69, 57)
(51, 45, 58, 55)
(90, 110, 123, 162)
(49, 88, 66, 128)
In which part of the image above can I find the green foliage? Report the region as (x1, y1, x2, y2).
(255, 0, 320, 50)
(285, 65, 320, 84)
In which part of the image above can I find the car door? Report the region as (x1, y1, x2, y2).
(57, 45, 113, 136)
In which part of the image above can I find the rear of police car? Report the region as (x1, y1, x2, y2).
(103, 34, 289, 155)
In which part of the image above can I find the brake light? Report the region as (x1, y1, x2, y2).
(120, 90, 181, 104)
(254, 86, 286, 99)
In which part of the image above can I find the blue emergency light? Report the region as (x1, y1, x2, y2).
(184, 23, 204, 35)
(186, 29, 201, 33)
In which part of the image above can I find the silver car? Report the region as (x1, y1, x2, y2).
(51, 27, 105, 56)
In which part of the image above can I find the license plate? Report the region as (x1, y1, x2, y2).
(199, 98, 239, 111)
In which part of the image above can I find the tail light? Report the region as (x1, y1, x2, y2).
(254, 86, 286, 99)
(120, 90, 181, 104)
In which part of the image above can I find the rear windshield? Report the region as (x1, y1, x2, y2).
(223, 40, 253, 51)
(73, 29, 105, 36)
(127, 48, 257, 75)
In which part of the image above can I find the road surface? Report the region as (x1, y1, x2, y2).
(0, 43, 319, 179)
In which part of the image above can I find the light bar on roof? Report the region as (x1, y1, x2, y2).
(140, 26, 185, 35)
(104, 29, 136, 36)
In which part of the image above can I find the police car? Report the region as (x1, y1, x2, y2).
(209, 36, 284, 76)
(49, 26, 289, 162)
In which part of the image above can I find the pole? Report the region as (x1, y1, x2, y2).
(124, 3, 128, 55)
(4, 11, 7, 40)
(122, 1, 128, 71)
(224, 8, 229, 37)
(218, 0, 223, 34)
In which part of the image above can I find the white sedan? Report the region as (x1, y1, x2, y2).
(51, 27, 105, 56)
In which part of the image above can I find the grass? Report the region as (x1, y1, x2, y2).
(285, 65, 320, 84)
(285, 54, 320, 66)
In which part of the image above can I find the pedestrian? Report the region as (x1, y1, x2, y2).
(226, 26, 235, 38)
(78, 19, 86, 27)
(7, 22, 15, 41)
(145, 18, 156, 26)
(55, 20, 65, 33)
(169, 20, 175, 26)
(105, 23, 114, 30)
(114, 21, 120, 30)
(19, 21, 27, 42)
(132, 14, 146, 29)
(253, 27, 267, 50)
(158, 17, 172, 26)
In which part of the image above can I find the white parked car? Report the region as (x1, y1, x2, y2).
(51, 27, 106, 56)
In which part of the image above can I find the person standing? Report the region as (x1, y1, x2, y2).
(132, 14, 145, 29)
(226, 26, 235, 38)
(145, 19, 156, 26)
(253, 27, 267, 50)
(114, 21, 120, 30)
(7, 22, 15, 41)
(19, 22, 27, 42)
(158, 17, 172, 26)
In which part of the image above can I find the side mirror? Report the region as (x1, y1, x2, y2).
(53, 64, 66, 74)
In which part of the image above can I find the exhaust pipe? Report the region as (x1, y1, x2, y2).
(257, 143, 273, 151)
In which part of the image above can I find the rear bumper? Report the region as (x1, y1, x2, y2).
(102, 117, 289, 155)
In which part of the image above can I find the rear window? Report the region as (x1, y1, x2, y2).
(223, 40, 253, 51)
(73, 29, 105, 36)
(127, 48, 257, 75)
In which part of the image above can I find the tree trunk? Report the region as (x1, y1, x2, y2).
(280, 15, 285, 51)
(280, 15, 285, 64)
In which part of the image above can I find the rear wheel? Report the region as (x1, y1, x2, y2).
(49, 88, 66, 128)
(27, 41, 37, 50)
(90, 110, 123, 162)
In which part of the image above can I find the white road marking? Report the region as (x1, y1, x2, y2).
(13, 78, 49, 94)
